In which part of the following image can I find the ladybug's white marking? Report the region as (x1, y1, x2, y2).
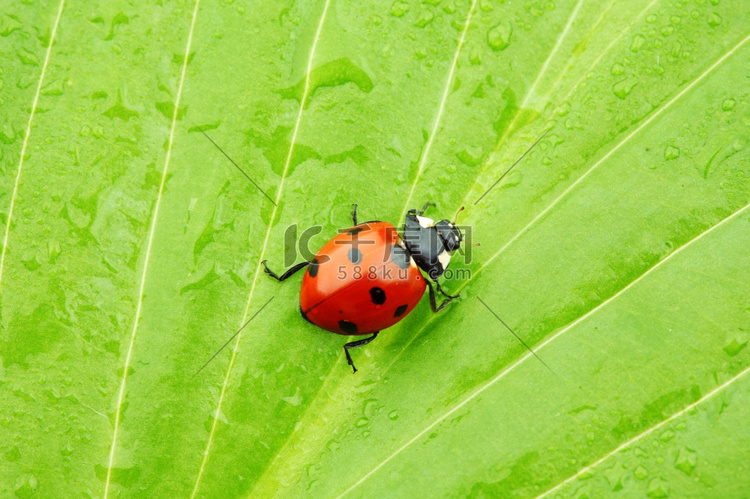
(416, 216, 434, 229)
(437, 251, 451, 272)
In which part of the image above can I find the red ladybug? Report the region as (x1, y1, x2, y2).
(262, 203, 463, 372)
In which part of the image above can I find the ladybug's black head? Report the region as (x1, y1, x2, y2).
(434, 219, 462, 252)
(402, 210, 463, 280)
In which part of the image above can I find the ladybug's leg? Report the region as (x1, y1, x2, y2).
(262, 260, 309, 282)
(435, 280, 460, 300)
(343, 332, 379, 374)
(427, 280, 454, 312)
(351, 203, 358, 225)
(417, 202, 434, 215)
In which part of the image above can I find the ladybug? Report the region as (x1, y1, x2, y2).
(262, 203, 463, 373)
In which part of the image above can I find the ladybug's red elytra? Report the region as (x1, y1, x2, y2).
(262, 203, 463, 373)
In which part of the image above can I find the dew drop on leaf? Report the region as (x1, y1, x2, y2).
(646, 477, 669, 498)
(355, 417, 369, 427)
(707, 12, 722, 27)
(630, 34, 645, 52)
(390, 1, 410, 17)
(413, 10, 434, 28)
(674, 447, 698, 475)
(722, 333, 748, 357)
(613, 76, 638, 99)
(722, 98, 735, 111)
(664, 146, 680, 160)
(17, 48, 40, 66)
(487, 21, 512, 51)
(659, 429, 675, 442)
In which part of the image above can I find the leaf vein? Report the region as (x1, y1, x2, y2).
(0, 0, 65, 286)
(190, 0, 332, 495)
(399, 0, 478, 220)
(103, 1, 202, 496)
(536, 363, 750, 498)
(336, 191, 750, 498)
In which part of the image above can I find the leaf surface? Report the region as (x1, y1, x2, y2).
(1, 0, 749, 497)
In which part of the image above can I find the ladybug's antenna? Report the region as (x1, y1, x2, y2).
(194, 124, 277, 207)
(477, 296, 554, 374)
(453, 206, 464, 224)
(474, 130, 549, 206)
(194, 296, 274, 377)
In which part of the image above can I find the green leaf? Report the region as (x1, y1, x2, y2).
(1, 0, 749, 497)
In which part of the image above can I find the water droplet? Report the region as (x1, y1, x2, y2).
(456, 146, 482, 166)
(708, 12, 722, 26)
(326, 439, 340, 453)
(41, 79, 64, 96)
(413, 10, 434, 27)
(282, 387, 302, 406)
(646, 14, 658, 23)
(664, 145, 680, 160)
(613, 77, 638, 99)
(469, 48, 481, 65)
(634, 465, 648, 479)
(674, 447, 697, 475)
(646, 477, 669, 498)
(355, 417, 369, 427)
(487, 21, 512, 51)
(21, 254, 40, 271)
(659, 429, 675, 442)
(660, 25, 674, 37)
(630, 34, 645, 52)
(388, 410, 399, 420)
(18, 48, 40, 66)
(390, 1, 410, 17)
(611, 62, 625, 75)
(47, 240, 61, 263)
(172, 51, 196, 65)
(723, 333, 748, 356)
(14, 475, 37, 498)
(555, 101, 570, 116)
(722, 98, 736, 111)
(371, 14, 383, 25)
(105, 12, 130, 41)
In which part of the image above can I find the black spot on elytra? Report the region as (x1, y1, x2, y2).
(348, 248, 362, 264)
(300, 306, 314, 324)
(348, 227, 364, 236)
(394, 304, 408, 317)
(369, 287, 386, 305)
(308, 258, 319, 277)
(391, 245, 410, 270)
(339, 320, 358, 334)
